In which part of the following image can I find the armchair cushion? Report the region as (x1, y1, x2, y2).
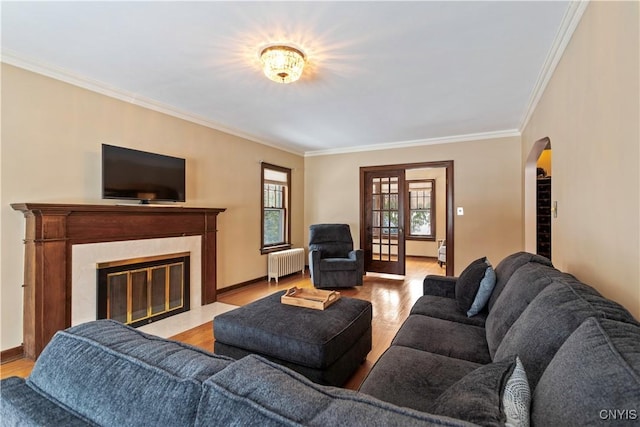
(320, 258, 359, 271)
(309, 224, 354, 258)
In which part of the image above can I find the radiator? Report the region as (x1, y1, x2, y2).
(268, 248, 305, 284)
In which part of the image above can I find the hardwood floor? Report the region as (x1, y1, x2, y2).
(0, 256, 444, 391)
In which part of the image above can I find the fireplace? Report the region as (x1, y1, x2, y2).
(97, 253, 190, 327)
(11, 203, 225, 359)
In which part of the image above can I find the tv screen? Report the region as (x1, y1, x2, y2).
(102, 144, 186, 203)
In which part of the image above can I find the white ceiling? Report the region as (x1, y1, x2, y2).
(1, 1, 574, 156)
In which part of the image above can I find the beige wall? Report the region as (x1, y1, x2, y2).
(304, 136, 523, 274)
(0, 64, 305, 351)
(522, 1, 639, 318)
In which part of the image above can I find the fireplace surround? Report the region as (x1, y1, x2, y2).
(12, 203, 225, 359)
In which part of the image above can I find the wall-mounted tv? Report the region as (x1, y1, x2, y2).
(102, 144, 186, 204)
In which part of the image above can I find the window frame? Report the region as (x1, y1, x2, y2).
(261, 162, 292, 254)
(405, 179, 436, 241)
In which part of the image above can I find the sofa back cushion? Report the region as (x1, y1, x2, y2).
(485, 263, 560, 358)
(27, 320, 232, 427)
(493, 278, 638, 389)
(197, 354, 472, 427)
(532, 318, 640, 426)
(487, 252, 552, 312)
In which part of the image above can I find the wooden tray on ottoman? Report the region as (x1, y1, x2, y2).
(281, 287, 341, 310)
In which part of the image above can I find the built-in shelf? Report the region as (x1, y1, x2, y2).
(11, 203, 225, 359)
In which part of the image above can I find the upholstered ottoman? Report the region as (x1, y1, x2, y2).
(213, 291, 372, 386)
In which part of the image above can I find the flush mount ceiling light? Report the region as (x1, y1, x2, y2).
(260, 45, 306, 84)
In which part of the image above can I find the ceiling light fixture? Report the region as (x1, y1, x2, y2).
(260, 45, 306, 84)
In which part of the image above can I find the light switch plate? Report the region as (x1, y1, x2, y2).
(456, 207, 464, 216)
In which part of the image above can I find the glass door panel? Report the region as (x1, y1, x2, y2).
(363, 170, 405, 274)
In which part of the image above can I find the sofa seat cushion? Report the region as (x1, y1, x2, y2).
(197, 354, 472, 427)
(494, 278, 638, 389)
(359, 345, 482, 412)
(485, 263, 564, 358)
(532, 318, 640, 426)
(26, 319, 233, 427)
(392, 315, 491, 364)
(320, 257, 358, 271)
(411, 295, 487, 327)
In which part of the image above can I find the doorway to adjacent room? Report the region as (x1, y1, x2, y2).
(360, 161, 454, 277)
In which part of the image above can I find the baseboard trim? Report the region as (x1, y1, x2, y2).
(217, 276, 268, 295)
(406, 255, 438, 260)
(217, 266, 310, 295)
(1, 345, 24, 364)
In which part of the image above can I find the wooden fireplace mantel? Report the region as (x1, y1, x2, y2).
(11, 203, 226, 359)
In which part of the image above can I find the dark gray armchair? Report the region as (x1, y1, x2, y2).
(308, 224, 364, 289)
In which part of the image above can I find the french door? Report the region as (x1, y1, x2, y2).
(361, 169, 406, 275)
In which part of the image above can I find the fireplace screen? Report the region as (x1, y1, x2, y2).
(97, 253, 190, 327)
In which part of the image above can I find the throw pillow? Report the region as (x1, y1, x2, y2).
(502, 356, 531, 427)
(430, 358, 516, 426)
(467, 261, 497, 317)
(455, 257, 489, 313)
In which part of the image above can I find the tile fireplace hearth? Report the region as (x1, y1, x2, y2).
(11, 203, 225, 359)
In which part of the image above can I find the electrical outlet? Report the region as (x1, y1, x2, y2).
(456, 207, 464, 216)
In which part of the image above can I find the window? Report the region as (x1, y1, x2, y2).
(261, 163, 291, 253)
(406, 179, 435, 240)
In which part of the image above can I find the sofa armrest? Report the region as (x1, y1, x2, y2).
(423, 275, 457, 298)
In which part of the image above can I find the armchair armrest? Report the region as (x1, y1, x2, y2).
(348, 249, 364, 264)
(349, 249, 364, 285)
(423, 275, 457, 298)
(309, 250, 322, 284)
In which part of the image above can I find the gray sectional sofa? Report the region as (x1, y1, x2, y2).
(1, 320, 472, 426)
(360, 252, 640, 426)
(2, 252, 639, 426)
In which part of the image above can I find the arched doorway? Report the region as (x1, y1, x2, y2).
(524, 137, 552, 258)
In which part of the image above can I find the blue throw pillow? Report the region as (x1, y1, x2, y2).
(467, 260, 497, 317)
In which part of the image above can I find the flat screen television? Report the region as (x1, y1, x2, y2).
(102, 144, 186, 204)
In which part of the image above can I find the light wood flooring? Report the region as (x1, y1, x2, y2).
(0, 257, 444, 391)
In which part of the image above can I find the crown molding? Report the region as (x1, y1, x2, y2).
(519, 0, 590, 132)
(0, 50, 305, 157)
(304, 129, 521, 157)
